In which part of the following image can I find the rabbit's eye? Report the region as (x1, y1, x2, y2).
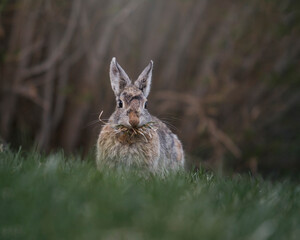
(118, 100, 123, 108)
(144, 101, 148, 109)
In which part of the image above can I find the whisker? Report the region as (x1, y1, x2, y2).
(159, 117, 183, 122)
(86, 120, 100, 126)
(83, 110, 110, 130)
(82, 120, 102, 130)
(160, 120, 179, 132)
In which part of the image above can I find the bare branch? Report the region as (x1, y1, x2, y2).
(155, 90, 242, 158)
(22, 0, 81, 77)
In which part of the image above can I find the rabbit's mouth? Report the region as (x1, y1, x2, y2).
(113, 122, 157, 141)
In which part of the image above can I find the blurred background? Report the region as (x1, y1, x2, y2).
(0, 0, 299, 175)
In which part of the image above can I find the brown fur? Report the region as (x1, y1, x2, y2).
(97, 124, 160, 170)
(96, 58, 184, 173)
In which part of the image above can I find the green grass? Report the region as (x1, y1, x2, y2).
(0, 150, 299, 240)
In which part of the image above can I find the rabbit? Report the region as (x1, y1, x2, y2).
(96, 57, 184, 173)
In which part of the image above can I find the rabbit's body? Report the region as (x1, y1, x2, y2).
(97, 116, 184, 172)
(96, 58, 184, 172)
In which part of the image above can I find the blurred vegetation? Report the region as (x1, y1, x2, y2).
(0, 149, 300, 239)
(0, 0, 299, 175)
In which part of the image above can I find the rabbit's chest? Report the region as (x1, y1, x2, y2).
(97, 126, 160, 167)
(114, 134, 160, 161)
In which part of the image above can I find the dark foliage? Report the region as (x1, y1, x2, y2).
(0, 0, 299, 174)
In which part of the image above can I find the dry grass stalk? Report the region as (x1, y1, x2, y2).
(114, 122, 157, 142)
(99, 110, 157, 142)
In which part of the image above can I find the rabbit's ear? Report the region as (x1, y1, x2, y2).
(135, 60, 153, 98)
(110, 57, 131, 96)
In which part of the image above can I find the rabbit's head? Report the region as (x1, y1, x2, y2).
(109, 57, 153, 129)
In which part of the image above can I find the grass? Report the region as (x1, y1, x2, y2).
(0, 149, 299, 240)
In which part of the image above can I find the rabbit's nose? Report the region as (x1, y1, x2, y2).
(128, 111, 139, 128)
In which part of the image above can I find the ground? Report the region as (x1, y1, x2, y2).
(0, 149, 299, 240)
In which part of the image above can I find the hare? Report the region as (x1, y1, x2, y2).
(96, 58, 184, 173)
